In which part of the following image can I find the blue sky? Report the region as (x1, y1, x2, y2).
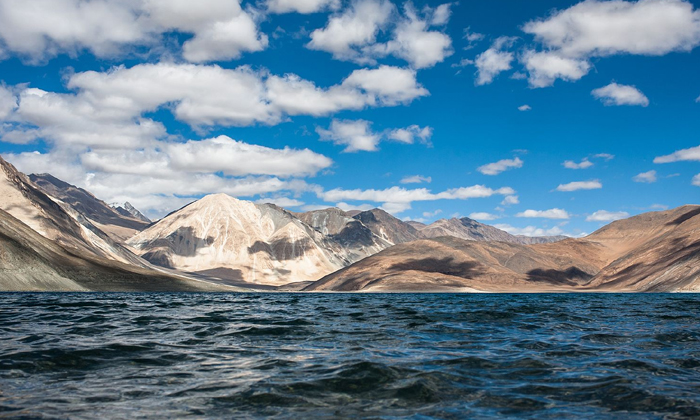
(0, 0, 699, 236)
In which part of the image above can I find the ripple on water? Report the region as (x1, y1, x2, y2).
(1, 292, 700, 419)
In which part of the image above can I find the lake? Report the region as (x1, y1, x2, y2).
(1, 293, 699, 419)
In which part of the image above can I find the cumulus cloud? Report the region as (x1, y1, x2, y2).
(501, 195, 519, 205)
(306, 0, 394, 63)
(317, 119, 381, 152)
(563, 159, 593, 169)
(0, 0, 268, 63)
(586, 210, 630, 222)
(318, 185, 515, 214)
(521, 0, 700, 87)
(266, 0, 340, 14)
(518, 104, 531, 111)
(594, 153, 615, 161)
(400, 175, 431, 184)
(0, 63, 429, 151)
(516, 208, 570, 219)
(592, 83, 649, 106)
(474, 37, 516, 85)
(307, 0, 453, 68)
(556, 180, 603, 191)
(469, 212, 500, 221)
(0, 85, 17, 120)
(478, 157, 523, 175)
(317, 119, 432, 152)
(387, 125, 432, 145)
(693, 174, 700, 186)
(633, 170, 657, 183)
(654, 145, 700, 163)
(5, 147, 315, 219)
(494, 223, 565, 237)
(521, 50, 591, 88)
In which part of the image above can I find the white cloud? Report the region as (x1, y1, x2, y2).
(592, 83, 649, 106)
(165, 136, 332, 177)
(336, 202, 375, 212)
(594, 153, 615, 161)
(255, 196, 305, 207)
(266, 0, 340, 14)
(522, 50, 591, 88)
(307, 0, 453, 68)
(523, 0, 700, 58)
(1, 63, 428, 151)
(516, 208, 570, 219)
(494, 223, 565, 237)
(341, 66, 429, 106)
(563, 159, 593, 169)
(501, 195, 519, 205)
(521, 0, 700, 87)
(633, 170, 657, 183)
(693, 174, 700, 186)
(387, 125, 432, 144)
(586, 210, 630, 222)
(0, 0, 268, 63)
(317, 119, 432, 152)
(423, 209, 442, 218)
(518, 104, 531, 111)
(400, 175, 431, 184)
(556, 180, 603, 191)
(474, 37, 516, 85)
(478, 157, 523, 175)
(317, 119, 381, 152)
(469, 212, 500, 221)
(654, 145, 700, 163)
(376, 3, 453, 69)
(306, 0, 394, 63)
(0, 85, 17, 119)
(318, 185, 515, 214)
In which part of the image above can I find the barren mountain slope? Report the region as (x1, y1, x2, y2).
(30, 173, 150, 242)
(128, 195, 355, 285)
(352, 208, 425, 245)
(306, 205, 700, 292)
(305, 236, 600, 292)
(0, 208, 230, 292)
(420, 217, 566, 244)
(0, 157, 149, 267)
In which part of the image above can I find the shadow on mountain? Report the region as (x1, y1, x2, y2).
(140, 227, 215, 268)
(527, 267, 593, 286)
(667, 207, 700, 226)
(389, 257, 484, 279)
(248, 238, 315, 261)
(330, 221, 376, 247)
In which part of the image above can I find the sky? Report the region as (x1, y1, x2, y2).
(0, 0, 699, 237)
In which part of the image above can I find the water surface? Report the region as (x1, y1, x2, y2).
(1, 293, 700, 419)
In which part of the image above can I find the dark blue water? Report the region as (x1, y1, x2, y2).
(1, 293, 700, 419)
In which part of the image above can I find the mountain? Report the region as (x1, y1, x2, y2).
(112, 202, 151, 223)
(352, 208, 425, 245)
(30, 173, 150, 242)
(0, 157, 150, 267)
(419, 217, 566, 245)
(0, 207, 231, 292)
(128, 195, 360, 286)
(305, 205, 700, 292)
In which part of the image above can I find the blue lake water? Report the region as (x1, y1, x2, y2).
(1, 293, 700, 419)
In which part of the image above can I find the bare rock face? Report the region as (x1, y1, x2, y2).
(352, 208, 425, 245)
(128, 195, 356, 285)
(0, 207, 230, 292)
(0, 157, 148, 267)
(30, 173, 150, 242)
(113, 202, 151, 224)
(305, 205, 700, 292)
(419, 217, 566, 245)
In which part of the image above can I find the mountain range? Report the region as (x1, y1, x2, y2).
(0, 155, 697, 292)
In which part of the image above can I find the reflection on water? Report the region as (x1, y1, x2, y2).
(1, 292, 700, 419)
